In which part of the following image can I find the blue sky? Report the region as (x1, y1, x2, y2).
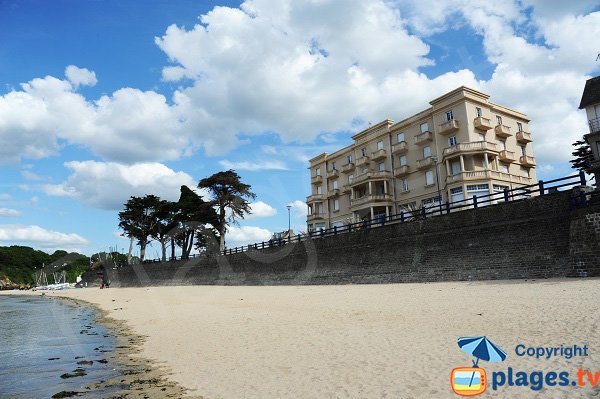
(0, 0, 599, 256)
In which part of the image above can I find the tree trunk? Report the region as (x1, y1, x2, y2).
(219, 206, 226, 252)
(170, 238, 175, 260)
(140, 241, 146, 262)
(160, 235, 167, 262)
(127, 236, 134, 264)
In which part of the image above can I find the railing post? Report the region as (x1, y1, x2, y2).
(421, 207, 426, 218)
(473, 195, 478, 209)
(320, 229, 324, 237)
(400, 211, 405, 223)
(333, 226, 337, 235)
(445, 200, 450, 214)
(381, 216, 386, 226)
(538, 180, 545, 195)
(579, 170, 586, 186)
(261, 241, 265, 249)
(503, 188, 509, 202)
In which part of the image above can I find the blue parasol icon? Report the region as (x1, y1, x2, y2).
(457, 336, 507, 387)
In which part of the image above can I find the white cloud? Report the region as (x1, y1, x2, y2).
(288, 199, 308, 219)
(225, 225, 272, 247)
(0, 194, 11, 200)
(0, 208, 22, 217)
(245, 201, 277, 219)
(42, 161, 196, 210)
(0, 224, 89, 252)
(65, 65, 97, 87)
(21, 170, 48, 181)
(219, 160, 289, 171)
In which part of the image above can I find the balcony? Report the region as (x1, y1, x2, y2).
(350, 171, 392, 186)
(341, 162, 355, 173)
(474, 117, 493, 131)
(355, 156, 370, 168)
(495, 124, 511, 138)
(350, 193, 393, 208)
(445, 170, 532, 184)
(311, 175, 323, 184)
(341, 184, 352, 193)
(307, 212, 325, 221)
(590, 117, 600, 133)
(326, 169, 339, 178)
(498, 150, 516, 163)
(442, 141, 497, 158)
(393, 165, 409, 177)
(327, 188, 340, 197)
(516, 131, 533, 143)
(416, 156, 434, 170)
(306, 194, 325, 203)
(414, 131, 433, 145)
(438, 119, 459, 135)
(392, 141, 408, 154)
(520, 155, 536, 167)
(371, 148, 387, 161)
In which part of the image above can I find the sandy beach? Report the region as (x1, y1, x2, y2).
(5, 278, 600, 398)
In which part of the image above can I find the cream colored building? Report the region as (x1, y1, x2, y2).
(307, 86, 537, 232)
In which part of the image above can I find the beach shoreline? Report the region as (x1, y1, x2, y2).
(3, 278, 600, 398)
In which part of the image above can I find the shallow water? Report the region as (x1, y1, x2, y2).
(0, 295, 121, 398)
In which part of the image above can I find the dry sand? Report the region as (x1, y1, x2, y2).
(6, 278, 600, 398)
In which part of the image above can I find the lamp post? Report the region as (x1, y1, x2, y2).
(286, 205, 292, 234)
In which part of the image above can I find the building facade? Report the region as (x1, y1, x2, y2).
(579, 76, 600, 186)
(307, 86, 537, 232)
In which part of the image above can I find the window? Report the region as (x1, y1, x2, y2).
(517, 122, 523, 132)
(521, 167, 530, 178)
(348, 174, 354, 183)
(316, 185, 322, 194)
(445, 110, 454, 121)
(423, 146, 432, 158)
(496, 115, 503, 125)
(420, 122, 429, 133)
(450, 187, 464, 203)
(399, 155, 407, 166)
(378, 162, 385, 172)
(476, 107, 482, 117)
(425, 170, 434, 186)
(347, 154, 353, 164)
(333, 180, 338, 189)
(499, 140, 506, 150)
(397, 132, 405, 142)
(499, 163, 509, 173)
(401, 178, 409, 192)
(315, 168, 321, 176)
(449, 136, 458, 146)
(361, 147, 367, 157)
(423, 196, 441, 209)
(333, 199, 340, 211)
(520, 145, 526, 156)
(377, 140, 384, 150)
(331, 161, 336, 171)
(451, 161, 461, 175)
(479, 133, 486, 141)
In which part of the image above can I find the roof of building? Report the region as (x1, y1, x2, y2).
(579, 76, 600, 109)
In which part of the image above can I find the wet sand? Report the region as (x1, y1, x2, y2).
(4, 278, 600, 398)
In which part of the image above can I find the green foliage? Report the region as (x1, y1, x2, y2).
(0, 246, 90, 285)
(571, 139, 593, 174)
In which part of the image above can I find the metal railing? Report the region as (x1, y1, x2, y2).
(142, 172, 589, 264)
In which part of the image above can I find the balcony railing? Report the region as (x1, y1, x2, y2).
(341, 184, 352, 193)
(355, 156, 370, 167)
(474, 117, 492, 131)
(371, 148, 387, 161)
(327, 188, 340, 197)
(442, 141, 497, 157)
(350, 170, 392, 186)
(393, 165, 409, 177)
(446, 170, 534, 184)
(590, 117, 600, 133)
(516, 131, 533, 143)
(438, 119, 459, 135)
(495, 124, 511, 138)
(392, 141, 408, 154)
(311, 175, 323, 184)
(350, 193, 392, 207)
(520, 155, 536, 167)
(414, 131, 433, 145)
(306, 194, 325, 202)
(416, 156, 434, 170)
(499, 150, 516, 163)
(341, 162, 355, 173)
(307, 212, 325, 221)
(326, 169, 339, 178)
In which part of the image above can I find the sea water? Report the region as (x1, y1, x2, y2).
(0, 295, 121, 398)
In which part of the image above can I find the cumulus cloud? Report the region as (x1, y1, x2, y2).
(219, 160, 288, 171)
(225, 225, 273, 247)
(245, 201, 277, 219)
(65, 65, 97, 87)
(0, 208, 22, 217)
(288, 199, 308, 219)
(0, 224, 89, 252)
(42, 161, 196, 210)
